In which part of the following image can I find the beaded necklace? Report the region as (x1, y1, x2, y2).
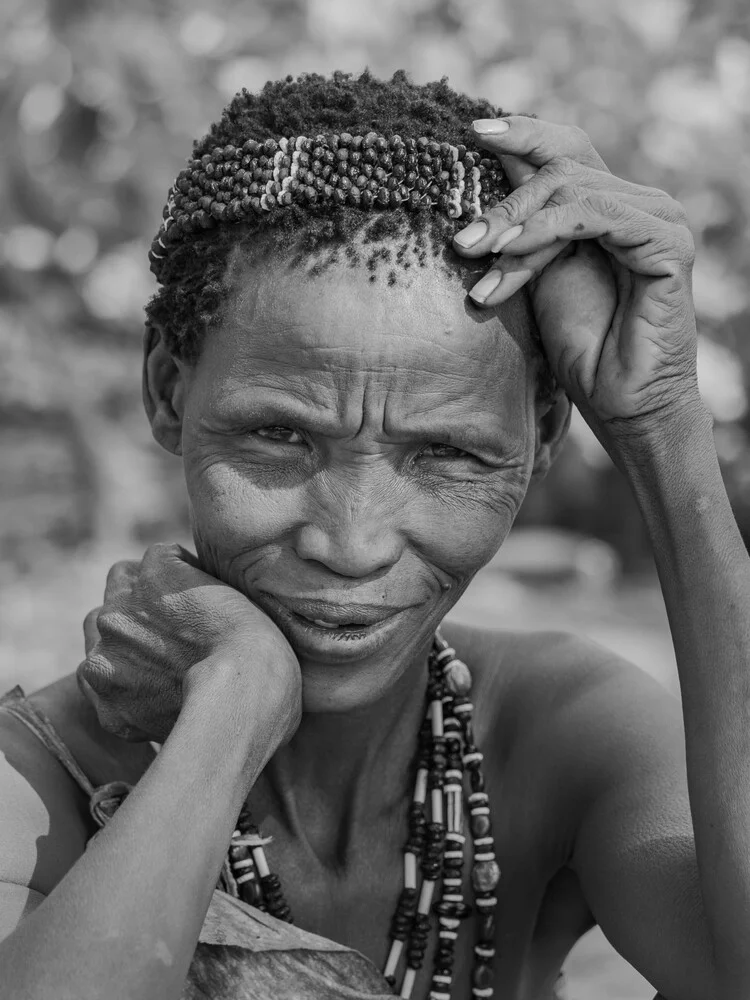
(224, 631, 499, 1000)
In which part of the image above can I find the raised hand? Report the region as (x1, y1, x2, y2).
(453, 116, 704, 448)
(78, 543, 301, 746)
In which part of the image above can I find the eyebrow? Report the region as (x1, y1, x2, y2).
(202, 394, 521, 459)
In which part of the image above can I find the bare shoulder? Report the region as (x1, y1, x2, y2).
(442, 621, 684, 820)
(0, 695, 92, 895)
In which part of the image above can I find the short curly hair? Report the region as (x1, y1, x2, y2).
(144, 69, 555, 402)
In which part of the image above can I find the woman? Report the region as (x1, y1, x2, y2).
(0, 71, 744, 1000)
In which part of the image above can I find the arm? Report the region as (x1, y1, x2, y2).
(0, 660, 277, 1000)
(450, 115, 750, 997)
(617, 405, 750, 998)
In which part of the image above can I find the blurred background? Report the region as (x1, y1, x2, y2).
(2, 0, 750, 995)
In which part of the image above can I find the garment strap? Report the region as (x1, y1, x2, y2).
(0, 685, 95, 798)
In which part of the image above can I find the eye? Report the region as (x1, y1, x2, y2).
(253, 426, 304, 444)
(419, 442, 473, 460)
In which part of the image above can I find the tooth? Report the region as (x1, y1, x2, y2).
(312, 619, 339, 629)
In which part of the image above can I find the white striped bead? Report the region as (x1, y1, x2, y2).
(474, 837, 494, 848)
(430, 992, 451, 1000)
(444, 850, 463, 860)
(442, 893, 463, 903)
(235, 872, 257, 886)
(475, 896, 498, 909)
(439, 929, 458, 940)
(439, 916, 460, 929)
(475, 852, 496, 862)
(475, 945, 496, 959)
(446, 832, 466, 843)
(435, 647, 456, 664)
(463, 751, 483, 766)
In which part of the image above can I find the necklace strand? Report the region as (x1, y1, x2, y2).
(225, 631, 499, 999)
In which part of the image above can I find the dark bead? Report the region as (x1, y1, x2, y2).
(363, 148, 377, 165)
(368, 178, 379, 193)
(209, 201, 226, 220)
(250, 197, 262, 214)
(408, 190, 421, 210)
(434, 900, 471, 919)
(333, 188, 347, 206)
(336, 148, 349, 161)
(470, 813, 491, 838)
(473, 963, 494, 990)
(389, 190, 401, 208)
(373, 166, 387, 183)
(375, 136, 388, 152)
(364, 131, 378, 148)
(428, 140, 440, 156)
(313, 177, 325, 192)
(323, 184, 334, 199)
(477, 913, 496, 943)
(361, 189, 374, 209)
(348, 187, 361, 206)
(305, 185, 317, 202)
(417, 136, 429, 150)
(472, 860, 501, 894)
(416, 177, 428, 192)
(362, 163, 373, 178)
(404, 137, 417, 152)
(419, 152, 432, 166)
(393, 146, 407, 164)
(470, 769, 485, 793)
(205, 162, 215, 177)
(349, 151, 362, 166)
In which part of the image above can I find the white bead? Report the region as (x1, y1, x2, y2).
(439, 929, 458, 940)
(435, 646, 456, 664)
(231, 858, 254, 871)
(384, 939, 403, 979)
(439, 916, 460, 929)
(414, 768, 428, 805)
(235, 872, 256, 886)
(404, 852, 417, 890)
(431, 698, 444, 736)
(474, 852, 496, 862)
(444, 850, 463, 860)
(431, 788, 443, 825)
(463, 751, 483, 766)
(400, 967, 417, 998)
(475, 946, 496, 959)
(472, 989, 493, 998)
(251, 847, 270, 878)
(418, 879, 435, 914)
(474, 837, 494, 848)
(442, 893, 463, 903)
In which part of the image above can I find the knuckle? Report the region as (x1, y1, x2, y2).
(568, 125, 593, 150)
(486, 198, 522, 227)
(547, 156, 579, 182)
(96, 607, 129, 641)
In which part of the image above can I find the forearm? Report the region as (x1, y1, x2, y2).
(616, 404, 750, 998)
(0, 669, 273, 1000)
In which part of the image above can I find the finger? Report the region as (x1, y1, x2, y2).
(83, 606, 102, 655)
(499, 152, 538, 189)
(472, 116, 608, 171)
(494, 196, 695, 278)
(454, 165, 681, 259)
(468, 242, 571, 307)
(105, 560, 137, 599)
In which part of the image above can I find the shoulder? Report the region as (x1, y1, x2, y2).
(443, 621, 685, 824)
(0, 693, 93, 895)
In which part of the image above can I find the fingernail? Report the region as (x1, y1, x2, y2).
(473, 118, 510, 135)
(454, 220, 488, 248)
(469, 271, 502, 304)
(490, 224, 523, 253)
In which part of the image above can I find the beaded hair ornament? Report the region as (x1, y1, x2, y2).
(148, 130, 511, 277)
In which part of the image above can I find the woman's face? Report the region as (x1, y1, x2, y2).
(172, 245, 548, 712)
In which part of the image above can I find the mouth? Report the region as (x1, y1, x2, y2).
(256, 593, 414, 663)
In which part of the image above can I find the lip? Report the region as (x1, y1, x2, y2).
(257, 593, 414, 664)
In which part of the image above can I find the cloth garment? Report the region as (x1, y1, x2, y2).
(0, 685, 569, 999)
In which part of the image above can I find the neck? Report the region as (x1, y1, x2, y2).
(255, 639, 433, 862)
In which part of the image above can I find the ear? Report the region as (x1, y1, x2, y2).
(142, 324, 188, 456)
(531, 390, 571, 481)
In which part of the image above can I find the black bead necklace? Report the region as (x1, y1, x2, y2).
(224, 631, 499, 1000)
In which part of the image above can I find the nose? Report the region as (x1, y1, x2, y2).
(294, 477, 405, 579)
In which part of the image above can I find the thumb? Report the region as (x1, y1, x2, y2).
(529, 242, 616, 390)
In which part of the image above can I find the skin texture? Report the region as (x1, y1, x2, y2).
(166, 240, 565, 714)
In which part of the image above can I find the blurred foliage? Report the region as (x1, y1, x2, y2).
(2, 0, 750, 572)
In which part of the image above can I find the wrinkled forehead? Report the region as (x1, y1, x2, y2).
(191, 242, 540, 424)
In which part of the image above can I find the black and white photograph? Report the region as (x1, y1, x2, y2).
(1, 1, 749, 998)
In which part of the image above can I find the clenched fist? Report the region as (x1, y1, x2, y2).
(78, 543, 301, 747)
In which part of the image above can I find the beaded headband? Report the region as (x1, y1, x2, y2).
(148, 130, 511, 276)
